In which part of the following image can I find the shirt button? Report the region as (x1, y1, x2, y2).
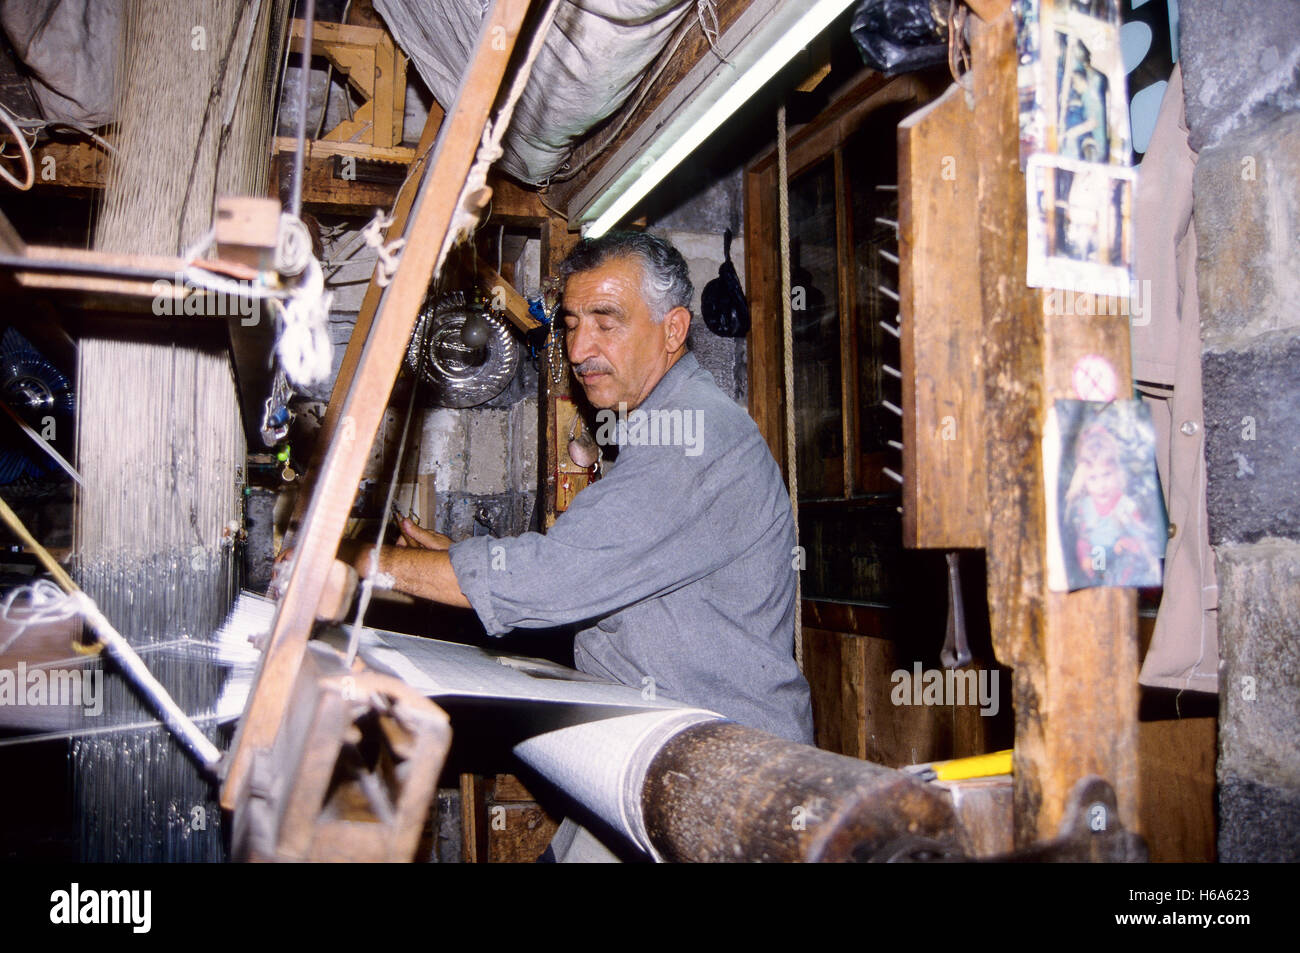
(1168, 522, 1177, 538)
(1180, 420, 1199, 436)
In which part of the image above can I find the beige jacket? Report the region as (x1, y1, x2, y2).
(1131, 65, 1219, 693)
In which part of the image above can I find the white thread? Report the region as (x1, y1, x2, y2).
(360, 209, 406, 287)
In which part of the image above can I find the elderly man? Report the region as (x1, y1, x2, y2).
(348, 232, 813, 748)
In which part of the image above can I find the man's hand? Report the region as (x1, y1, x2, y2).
(269, 527, 470, 609)
(395, 518, 452, 551)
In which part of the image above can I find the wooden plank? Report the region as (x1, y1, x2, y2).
(970, 9, 1138, 846)
(222, 0, 532, 811)
(743, 163, 784, 468)
(898, 84, 986, 548)
(486, 803, 559, 863)
(833, 147, 855, 498)
(25, 139, 112, 191)
(271, 150, 402, 213)
(1137, 716, 1217, 862)
(272, 136, 415, 164)
(459, 773, 489, 863)
(475, 259, 541, 331)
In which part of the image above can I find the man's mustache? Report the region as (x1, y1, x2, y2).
(573, 360, 614, 376)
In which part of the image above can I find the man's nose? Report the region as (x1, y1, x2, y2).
(567, 319, 595, 365)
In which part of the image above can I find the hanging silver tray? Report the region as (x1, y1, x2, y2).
(405, 293, 519, 408)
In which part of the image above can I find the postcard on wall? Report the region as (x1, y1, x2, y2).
(1026, 152, 1135, 296)
(1044, 399, 1166, 593)
(1040, 0, 1131, 166)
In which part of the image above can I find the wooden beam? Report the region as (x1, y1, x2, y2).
(970, 9, 1138, 846)
(285, 101, 444, 531)
(270, 150, 401, 213)
(222, 0, 533, 811)
(475, 259, 541, 332)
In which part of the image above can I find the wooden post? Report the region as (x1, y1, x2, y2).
(222, 0, 535, 811)
(970, 10, 1138, 846)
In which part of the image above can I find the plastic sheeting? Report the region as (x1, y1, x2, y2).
(1, 0, 122, 126)
(374, 0, 694, 185)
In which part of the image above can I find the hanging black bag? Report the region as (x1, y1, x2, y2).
(700, 229, 750, 338)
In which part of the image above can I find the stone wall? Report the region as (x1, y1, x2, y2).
(1180, 0, 1300, 862)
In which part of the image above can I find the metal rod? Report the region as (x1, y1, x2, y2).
(887, 439, 904, 451)
(875, 217, 899, 230)
(879, 248, 899, 265)
(0, 495, 221, 771)
(290, 0, 317, 220)
(882, 400, 903, 417)
(0, 398, 84, 485)
(878, 284, 899, 302)
(879, 320, 900, 339)
(883, 467, 904, 485)
(882, 364, 902, 379)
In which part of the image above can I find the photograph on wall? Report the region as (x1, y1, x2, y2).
(1042, 0, 1131, 165)
(1044, 398, 1165, 593)
(1015, 0, 1046, 167)
(1025, 152, 1135, 295)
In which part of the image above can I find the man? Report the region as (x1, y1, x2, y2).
(345, 231, 813, 743)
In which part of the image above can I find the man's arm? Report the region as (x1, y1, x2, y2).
(340, 538, 471, 609)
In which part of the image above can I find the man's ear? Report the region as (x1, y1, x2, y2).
(663, 306, 691, 353)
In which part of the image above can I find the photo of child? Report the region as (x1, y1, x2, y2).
(1044, 399, 1166, 592)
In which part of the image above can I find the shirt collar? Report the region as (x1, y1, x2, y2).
(638, 351, 698, 413)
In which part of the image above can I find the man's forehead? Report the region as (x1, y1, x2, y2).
(561, 257, 644, 303)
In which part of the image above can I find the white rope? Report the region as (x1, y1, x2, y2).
(777, 103, 802, 672)
(695, 0, 731, 64)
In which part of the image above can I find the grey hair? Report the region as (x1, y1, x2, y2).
(557, 231, 693, 323)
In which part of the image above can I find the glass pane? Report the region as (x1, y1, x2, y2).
(845, 105, 911, 494)
(798, 500, 904, 605)
(788, 157, 843, 500)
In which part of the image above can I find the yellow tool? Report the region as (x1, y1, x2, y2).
(904, 749, 1014, 782)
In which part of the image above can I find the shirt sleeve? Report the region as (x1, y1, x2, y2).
(448, 442, 751, 637)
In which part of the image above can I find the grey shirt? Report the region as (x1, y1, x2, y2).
(449, 352, 814, 743)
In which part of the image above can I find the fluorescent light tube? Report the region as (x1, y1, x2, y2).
(583, 0, 857, 238)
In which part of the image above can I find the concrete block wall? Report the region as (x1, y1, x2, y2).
(648, 167, 749, 406)
(1181, 0, 1300, 862)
